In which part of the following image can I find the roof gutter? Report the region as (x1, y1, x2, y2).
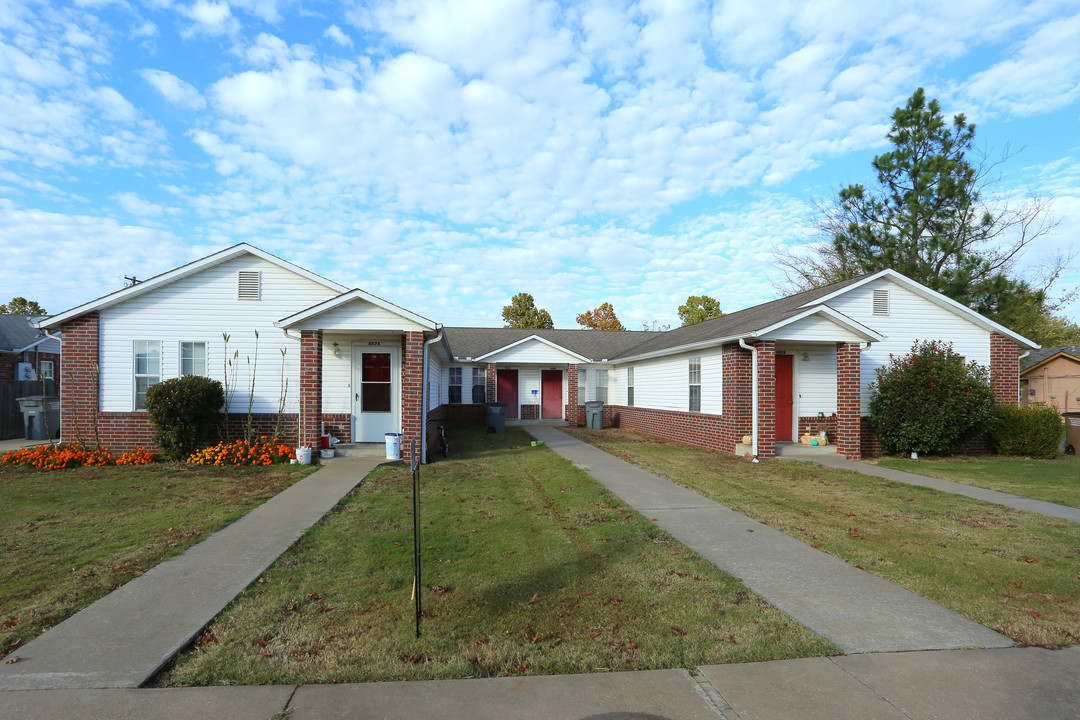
(738, 338, 759, 462)
(422, 326, 444, 465)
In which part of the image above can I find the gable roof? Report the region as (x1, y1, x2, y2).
(276, 288, 437, 330)
(613, 269, 1039, 361)
(0, 315, 59, 354)
(39, 244, 349, 330)
(1020, 346, 1080, 373)
(443, 327, 664, 363)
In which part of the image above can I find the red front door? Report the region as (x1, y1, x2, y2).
(775, 354, 794, 442)
(497, 369, 519, 419)
(541, 370, 562, 419)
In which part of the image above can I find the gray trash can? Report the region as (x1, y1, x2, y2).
(17, 395, 57, 441)
(585, 400, 604, 429)
(486, 402, 507, 434)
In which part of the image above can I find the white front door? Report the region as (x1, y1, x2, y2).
(352, 343, 400, 442)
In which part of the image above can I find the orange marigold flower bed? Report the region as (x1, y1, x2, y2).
(186, 438, 294, 466)
(1, 442, 121, 469)
(116, 447, 156, 466)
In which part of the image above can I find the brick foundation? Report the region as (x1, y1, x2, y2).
(521, 404, 540, 420)
(798, 415, 837, 444)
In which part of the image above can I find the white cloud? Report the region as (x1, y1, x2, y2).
(141, 69, 206, 110)
(323, 24, 352, 47)
(181, 0, 241, 37)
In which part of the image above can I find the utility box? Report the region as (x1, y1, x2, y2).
(585, 401, 604, 429)
(486, 402, 507, 434)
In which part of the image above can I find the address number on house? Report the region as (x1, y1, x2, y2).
(367, 341, 381, 346)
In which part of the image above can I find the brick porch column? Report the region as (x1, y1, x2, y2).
(721, 343, 752, 452)
(567, 363, 578, 424)
(60, 312, 100, 445)
(836, 342, 862, 459)
(990, 333, 1020, 405)
(401, 332, 424, 462)
(486, 363, 497, 403)
(756, 341, 776, 459)
(299, 330, 323, 449)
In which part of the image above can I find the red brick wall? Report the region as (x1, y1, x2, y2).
(320, 413, 350, 444)
(486, 363, 497, 404)
(298, 330, 323, 449)
(836, 342, 862, 459)
(521, 404, 539, 420)
(756, 341, 776, 459)
(59, 312, 100, 446)
(860, 417, 883, 458)
(615, 405, 725, 451)
(565, 364, 579, 422)
(798, 415, 836, 443)
(401, 332, 425, 462)
(1, 351, 60, 382)
(720, 343, 752, 454)
(990, 333, 1020, 406)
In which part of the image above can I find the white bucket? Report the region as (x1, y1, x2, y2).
(296, 446, 312, 465)
(385, 432, 401, 460)
(320, 448, 335, 460)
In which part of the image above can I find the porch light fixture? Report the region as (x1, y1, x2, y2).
(802, 352, 809, 361)
(332, 341, 341, 359)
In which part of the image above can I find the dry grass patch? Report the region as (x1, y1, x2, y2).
(566, 427, 1080, 648)
(0, 462, 313, 657)
(156, 424, 834, 686)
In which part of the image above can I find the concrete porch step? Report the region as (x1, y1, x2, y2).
(330, 443, 388, 458)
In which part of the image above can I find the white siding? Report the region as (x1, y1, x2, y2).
(321, 335, 403, 414)
(427, 353, 443, 410)
(786, 346, 837, 416)
(100, 256, 339, 413)
(763, 314, 865, 343)
(294, 299, 429, 332)
(483, 340, 583, 364)
(827, 277, 993, 413)
(621, 349, 722, 414)
(442, 363, 486, 405)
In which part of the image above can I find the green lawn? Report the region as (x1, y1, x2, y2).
(156, 424, 834, 686)
(0, 461, 314, 658)
(875, 455, 1080, 509)
(566, 428, 1080, 648)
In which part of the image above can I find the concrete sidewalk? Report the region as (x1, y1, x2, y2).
(778, 450, 1080, 524)
(526, 426, 1012, 655)
(2, 646, 1077, 720)
(0, 456, 381, 691)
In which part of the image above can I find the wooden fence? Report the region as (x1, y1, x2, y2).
(1, 380, 58, 440)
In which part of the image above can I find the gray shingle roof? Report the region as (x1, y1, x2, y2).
(0, 315, 58, 353)
(442, 327, 664, 362)
(441, 274, 874, 363)
(605, 274, 873, 359)
(1020, 346, 1080, 371)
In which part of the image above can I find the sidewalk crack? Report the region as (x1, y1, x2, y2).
(688, 668, 737, 719)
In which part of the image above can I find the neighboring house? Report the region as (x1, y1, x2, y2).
(1020, 347, 1080, 415)
(38, 244, 1037, 461)
(0, 314, 60, 382)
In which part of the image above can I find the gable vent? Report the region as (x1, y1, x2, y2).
(872, 289, 889, 315)
(238, 271, 261, 301)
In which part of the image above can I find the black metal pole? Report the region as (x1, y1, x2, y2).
(411, 438, 421, 638)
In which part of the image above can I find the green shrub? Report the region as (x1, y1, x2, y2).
(869, 340, 996, 456)
(990, 404, 1063, 458)
(145, 376, 225, 462)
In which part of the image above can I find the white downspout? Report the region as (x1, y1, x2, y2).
(739, 338, 759, 462)
(1018, 350, 1030, 404)
(422, 327, 444, 465)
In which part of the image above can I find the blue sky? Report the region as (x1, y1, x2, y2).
(2, 0, 1079, 329)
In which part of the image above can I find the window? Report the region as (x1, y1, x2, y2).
(627, 367, 634, 407)
(595, 369, 608, 402)
(579, 368, 587, 402)
(448, 367, 462, 404)
(134, 340, 161, 410)
(180, 342, 207, 376)
(472, 367, 486, 403)
(39, 360, 54, 380)
(238, 271, 261, 300)
(689, 357, 701, 412)
(872, 289, 889, 316)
